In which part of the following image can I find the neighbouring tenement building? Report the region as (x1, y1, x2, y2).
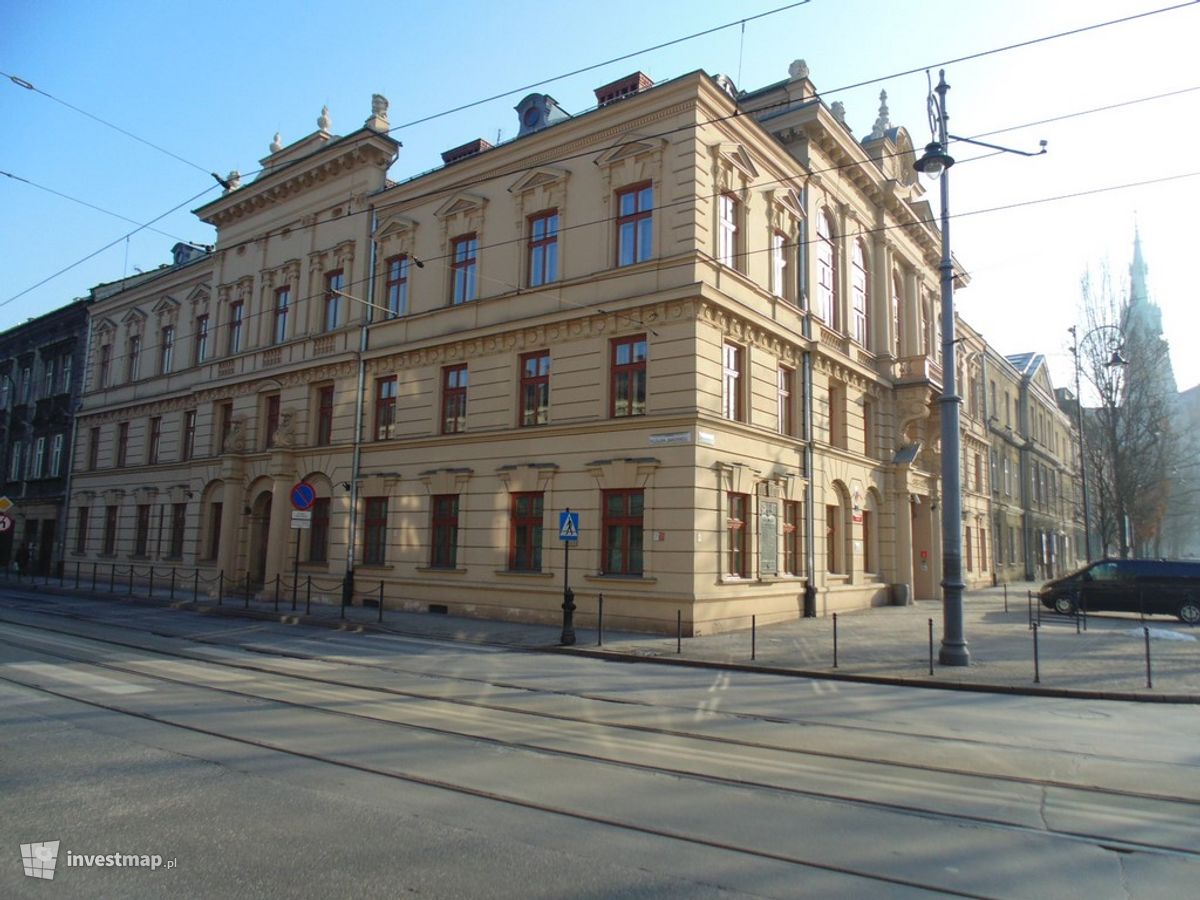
(0, 299, 91, 575)
(67, 61, 1045, 633)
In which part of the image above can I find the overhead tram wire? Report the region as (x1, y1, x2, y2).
(7, 2, 1194, 311)
(2, 71, 214, 176)
(1, 170, 196, 244)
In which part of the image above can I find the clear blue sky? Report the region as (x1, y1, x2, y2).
(4, 0, 1198, 392)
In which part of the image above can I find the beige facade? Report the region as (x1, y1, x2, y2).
(66, 64, 1071, 633)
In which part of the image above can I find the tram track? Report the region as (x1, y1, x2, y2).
(1, 617, 1197, 866)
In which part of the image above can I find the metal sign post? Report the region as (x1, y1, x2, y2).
(290, 483, 314, 612)
(558, 508, 579, 645)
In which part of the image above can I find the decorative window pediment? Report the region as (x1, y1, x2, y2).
(508, 167, 569, 195)
(94, 317, 117, 338)
(121, 308, 147, 334)
(712, 142, 759, 181)
(434, 192, 488, 220)
(152, 296, 181, 320)
(376, 214, 418, 245)
(594, 135, 667, 168)
(187, 285, 211, 309)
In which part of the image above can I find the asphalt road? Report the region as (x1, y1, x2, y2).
(2, 591, 1198, 898)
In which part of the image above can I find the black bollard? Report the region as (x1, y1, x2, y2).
(1033, 622, 1040, 684)
(676, 610, 681, 654)
(928, 618, 934, 676)
(1144, 626, 1153, 689)
(597, 593, 603, 647)
(833, 612, 839, 668)
(378, 580, 384, 623)
(751, 614, 756, 661)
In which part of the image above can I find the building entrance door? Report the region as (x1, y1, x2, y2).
(248, 492, 272, 587)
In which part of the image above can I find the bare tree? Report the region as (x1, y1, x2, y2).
(1077, 265, 1182, 558)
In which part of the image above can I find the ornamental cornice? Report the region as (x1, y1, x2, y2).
(812, 353, 870, 391)
(697, 300, 799, 363)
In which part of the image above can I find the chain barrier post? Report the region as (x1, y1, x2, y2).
(676, 609, 682, 654)
(833, 612, 839, 668)
(1033, 622, 1041, 684)
(1144, 626, 1153, 689)
(306, 576, 312, 616)
(597, 593, 603, 646)
(929, 618, 934, 675)
(751, 614, 756, 661)
(378, 580, 384, 623)
(218, 570, 224, 606)
(274, 574, 280, 612)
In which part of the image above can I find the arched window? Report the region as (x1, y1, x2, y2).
(851, 240, 869, 347)
(891, 271, 903, 357)
(815, 210, 838, 328)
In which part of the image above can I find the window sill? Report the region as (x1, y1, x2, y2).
(494, 570, 554, 578)
(583, 573, 657, 585)
(357, 564, 395, 573)
(416, 566, 467, 575)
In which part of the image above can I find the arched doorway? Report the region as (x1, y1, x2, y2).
(248, 490, 272, 587)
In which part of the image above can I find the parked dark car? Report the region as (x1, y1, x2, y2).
(1039, 559, 1200, 624)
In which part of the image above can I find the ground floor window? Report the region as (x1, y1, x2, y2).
(602, 489, 643, 576)
(207, 503, 222, 560)
(75, 507, 89, 554)
(783, 500, 801, 576)
(363, 497, 388, 566)
(134, 505, 151, 557)
(431, 495, 459, 568)
(103, 506, 118, 556)
(727, 492, 748, 576)
(509, 492, 543, 571)
(169, 503, 186, 559)
(309, 498, 330, 563)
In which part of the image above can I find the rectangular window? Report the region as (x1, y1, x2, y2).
(965, 525, 974, 572)
(20, 365, 31, 403)
(974, 452, 983, 493)
(31, 437, 45, 479)
(384, 256, 409, 318)
(98, 344, 112, 389)
(134, 505, 151, 557)
(8, 441, 21, 481)
(273, 287, 290, 345)
(160, 325, 175, 374)
(616, 183, 653, 266)
(442, 365, 467, 434)
(375, 376, 397, 440)
(147, 417, 161, 465)
(309, 497, 330, 563)
(509, 492, 544, 572)
(610, 335, 647, 418)
(182, 410, 196, 461)
(450, 235, 478, 304)
(863, 509, 874, 573)
(528, 211, 558, 287)
(722, 343, 743, 421)
(194, 314, 209, 364)
(60, 354, 73, 393)
(315, 385, 334, 446)
(979, 524, 988, 573)
(771, 231, 790, 300)
(783, 500, 800, 576)
(829, 383, 847, 449)
(88, 427, 100, 470)
(169, 503, 186, 558)
(324, 270, 344, 330)
(227, 302, 244, 354)
(602, 488, 643, 576)
(127, 335, 141, 381)
(207, 503, 222, 560)
(717, 193, 738, 267)
(116, 423, 129, 467)
(103, 506, 118, 556)
(43, 358, 56, 397)
(75, 507, 89, 554)
(49, 433, 64, 477)
(363, 497, 387, 565)
(264, 395, 280, 449)
(778, 366, 795, 436)
(519, 351, 550, 426)
(430, 495, 458, 568)
(863, 399, 875, 457)
(727, 492, 748, 577)
(218, 401, 233, 453)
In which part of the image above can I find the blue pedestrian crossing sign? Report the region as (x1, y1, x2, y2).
(558, 510, 579, 542)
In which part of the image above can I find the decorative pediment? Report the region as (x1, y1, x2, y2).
(712, 142, 759, 180)
(93, 317, 118, 336)
(764, 186, 805, 230)
(434, 192, 488, 220)
(186, 285, 210, 308)
(254, 378, 284, 394)
(152, 296, 181, 317)
(121, 308, 147, 332)
(508, 167, 569, 195)
(375, 213, 418, 243)
(594, 135, 667, 168)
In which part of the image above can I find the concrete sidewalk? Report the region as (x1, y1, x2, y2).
(4, 577, 1198, 701)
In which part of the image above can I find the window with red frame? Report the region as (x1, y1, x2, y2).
(182, 410, 196, 461)
(777, 366, 795, 436)
(728, 492, 749, 576)
(194, 314, 209, 364)
(169, 503, 185, 558)
(602, 489, 643, 575)
(315, 385, 334, 446)
(207, 503, 222, 560)
(218, 401, 233, 453)
(450, 235, 478, 304)
(610, 335, 647, 417)
(98, 344, 112, 388)
(851, 239, 869, 347)
(616, 183, 653, 266)
(509, 492, 543, 571)
(385, 255, 409, 317)
(102, 506, 118, 556)
(519, 351, 550, 426)
(134, 505, 151, 557)
(722, 343, 743, 421)
(227, 302, 244, 354)
(264, 394, 280, 449)
(442, 365, 467, 433)
(363, 497, 387, 565)
(783, 500, 800, 576)
(75, 507, 89, 554)
(87, 427, 100, 470)
(375, 376, 397, 440)
(771, 231, 791, 299)
(528, 211, 558, 286)
(430, 494, 459, 568)
(116, 422, 129, 467)
(816, 210, 838, 328)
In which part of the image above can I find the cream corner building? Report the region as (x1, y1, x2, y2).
(65, 64, 1078, 633)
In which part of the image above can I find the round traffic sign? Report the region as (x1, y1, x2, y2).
(0, 513, 12, 532)
(290, 482, 315, 511)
